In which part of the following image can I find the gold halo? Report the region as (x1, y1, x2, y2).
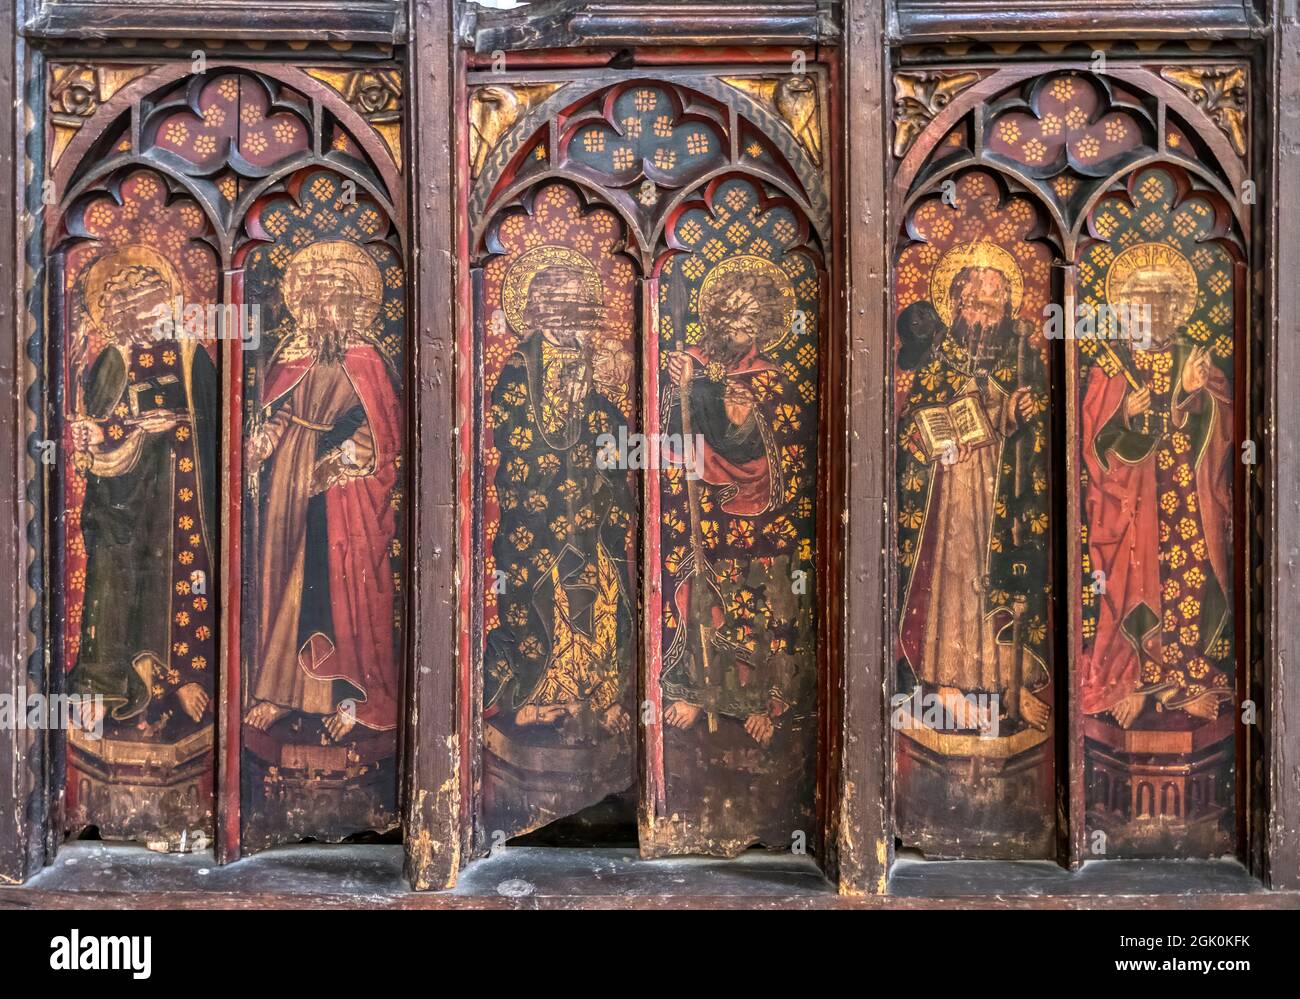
(1105, 242, 1199, 330)
(82, 245, 185, 331)
(929, 240, 1025, 328)
(281, 240, 384, 329)
(698, 255, 797, 352)
(501, 244, 603, 335)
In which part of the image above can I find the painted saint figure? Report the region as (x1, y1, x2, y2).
(484, 248, 635, 747)
(1081, 242, 1234, 728)
(659, 257, 800, 746)
(68, 246, 217, 735)
(244, 240, 402, 741)
(896, 241, 1051, 733)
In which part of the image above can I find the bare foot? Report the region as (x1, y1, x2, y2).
(244, 701, 290, 731)
(1182, 693, 1221, 722)
(663, 700, 703, 730)
(1109, 691, 1148, 729)
(936, 686, 979, 729)
(176, 683, 210, 722)
(515, 703, 574, 727)
(600, 703, 631, 734)
(323, 704, 358, 742)
(1019, 688, 1051, 730)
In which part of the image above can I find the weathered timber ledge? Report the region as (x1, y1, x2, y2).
(0, 843, 1293, 908)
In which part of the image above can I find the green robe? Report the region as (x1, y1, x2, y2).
(70, 342, 217, 725)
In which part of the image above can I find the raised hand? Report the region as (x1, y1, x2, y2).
(667, 351, 695, 388)
(1180, 345, 1212, 395)
(1122, 385, 1152, 423)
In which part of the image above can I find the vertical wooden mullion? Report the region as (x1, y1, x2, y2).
(0, 0, 44, 885)
(1063, 261, 1085, 868)
(640, 275, 666, 827)
(404, 0, 461, 891)
(216, 265, 242, 864)
(1268, 0, 1300, 891)
(838, 0, 891, 895)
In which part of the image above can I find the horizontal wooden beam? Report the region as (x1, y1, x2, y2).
(2, 843, 1296, 908)
(23, 0, 407, 43)
(889, 0, 1266, 43)
(462, 0, 840, 53)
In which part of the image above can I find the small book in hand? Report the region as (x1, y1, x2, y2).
(128, 374, 187, 418)
(908, 394, 996, 463)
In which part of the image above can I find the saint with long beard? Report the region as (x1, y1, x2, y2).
(897, 247, 1051, 733)
(244, 240, 402, 742)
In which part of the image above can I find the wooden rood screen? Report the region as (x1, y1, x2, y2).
(466, 69, 834, 857)
(48, 61, 408, 858)
(890, 62, 1256, 862)
(14, 0, 1288, 897)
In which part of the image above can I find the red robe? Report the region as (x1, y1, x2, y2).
(262, 344, 401, 730)
(1080, 362, 1233, 716)
(674, 344, 779, 516)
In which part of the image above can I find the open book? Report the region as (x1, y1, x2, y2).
(909, 394, 996, 463)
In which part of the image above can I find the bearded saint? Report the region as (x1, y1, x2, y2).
(659, 269, 792, 747)
(897, 255, 1051, 733)
(483, 259, 635, 744)
(244, 241, 401, 742)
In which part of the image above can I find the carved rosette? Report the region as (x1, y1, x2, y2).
(49, 64, 153, 168)
(306, 67, 404, 167)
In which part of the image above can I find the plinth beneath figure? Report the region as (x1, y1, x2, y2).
(67, 725, 213, 851)
(1085, 710, 1234, 857)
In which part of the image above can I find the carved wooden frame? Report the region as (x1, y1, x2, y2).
(0, 0, 1296, 904)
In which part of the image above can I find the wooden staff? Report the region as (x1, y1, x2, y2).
(1012, 334, 1029, 548)
(676, 338, 718, 734)
(1008, 594, 1027, 727)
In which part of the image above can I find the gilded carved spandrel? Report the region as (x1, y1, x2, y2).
(49, 64, 153, 168)
(721, 75, 823, 166)
(1159, 65, 1248, 158)
(469, 83, 565, 178)
(891, 71, 980, 158)
(305, 68, 405, 168)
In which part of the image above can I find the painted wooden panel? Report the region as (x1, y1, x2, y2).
(467, 69, 832, 856)
(1078, 163, 1241, 857)
(890, 62, 1252, 861)
(59, 169, 221, 851)
(477, 182, 640, 842)
(237, 169, 407, 851)
(646, 175, 823, 855)
(48, 61, 407, 856)
(892, 169, 1058, 859)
